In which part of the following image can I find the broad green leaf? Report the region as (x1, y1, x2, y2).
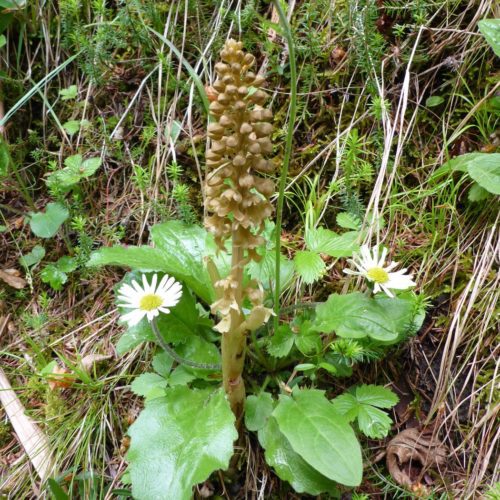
(130, 373, 167, 399)
(467, 153, 500, 195)
(88, 246, 171, 272)
(176, 336, 221, 377)
(267, 324, 295, 358)
(167, 365, 196, 386)
(354, 384, 399, 408)
(116, 322, 154, 355)
(425, 96, 444, 107)
(150, 221, 215, 303)
(443, 152, 483, 173)
(245, 392, 274, 431)
(372, 292, 425, 344)
(313, 292, 399, 342)
(294, 250, 325, 284)
(29, 202, 69, 238)
(258, 417, 340, 497)
(127, 387, 237, 500)
(273, 389, 362, 486)
(19, 245, 45, 268)
(478, 19, 500, 57)
(336, 212, 361, 230)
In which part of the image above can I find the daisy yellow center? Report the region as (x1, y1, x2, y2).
(139, 294, 163, 311)
(367, 267, 389, 284)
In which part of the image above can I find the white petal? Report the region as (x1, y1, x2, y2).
(378, 247, 388, 267)
(131, 279, 144, 294)
(373, 283, 381, 293)
(118, 283, 138, 298)
(150, 273, 158, 293)
(386, 273, 415, 290)
(158, 307, 171, 314)
(158, 274, 172, 291)
(122, 309, 146, 326)
(343, 269, 362, 276)
(160, 276, 176, 293)
(146, 309, 160, 321)
(117, 302, 139, 309)
(142, 274, 151, 293)
(385, 261, 398, 271)
(380, 285, 394, 298)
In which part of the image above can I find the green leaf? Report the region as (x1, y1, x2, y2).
(356, 405, 393, 439)
(313, 292, 399, 342)
(116, 322, 154, 355)
(336, 212, 361, 230)
(425, 96, 444, 107)
(478, 19, 500, 57)
(63, 120, 80, 135)
(150, 221, 215, 303)
(305, 227, 359, 257)
(19, 245, 45, 268)
(372, 292, 425, 344)
(40, 255, 76, 290)
(152, 351, 174, 378)
(273, 389, 362, 487)
(56, 256, 77, 273)
(47, 154, 101, 189)
(29, 202, 69, 238)
(467, 153, 500, 195)
(176, 336, 221, 377)
(295, 320, 322, 355)
(130, 373, 168, 399)
(354, 384, 399, 408)
(245, 392, 274, 432)
(127, 387, 237, 500)
(40, 264, 67, 290)
(247, 248, 294, 292)
(468, 183, 491, 202)
(331, 385, 398, 439)
(258, 417, 340, 496)
(88, 246, 170, 271)
(294, 250, 325, 284)
(167, 365, 196, 386)
(59, 85, 78, 100)
(0, 34, 5, 49)
(267, 324, 295, 358)
(444, 152, 483, 172)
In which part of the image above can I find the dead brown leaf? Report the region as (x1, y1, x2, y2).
(0, 269, 26, 289)
(386, 427, 447, 487)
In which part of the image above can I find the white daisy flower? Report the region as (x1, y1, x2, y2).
(343, 244, 416, 298)
(117, 273, 182, 327)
